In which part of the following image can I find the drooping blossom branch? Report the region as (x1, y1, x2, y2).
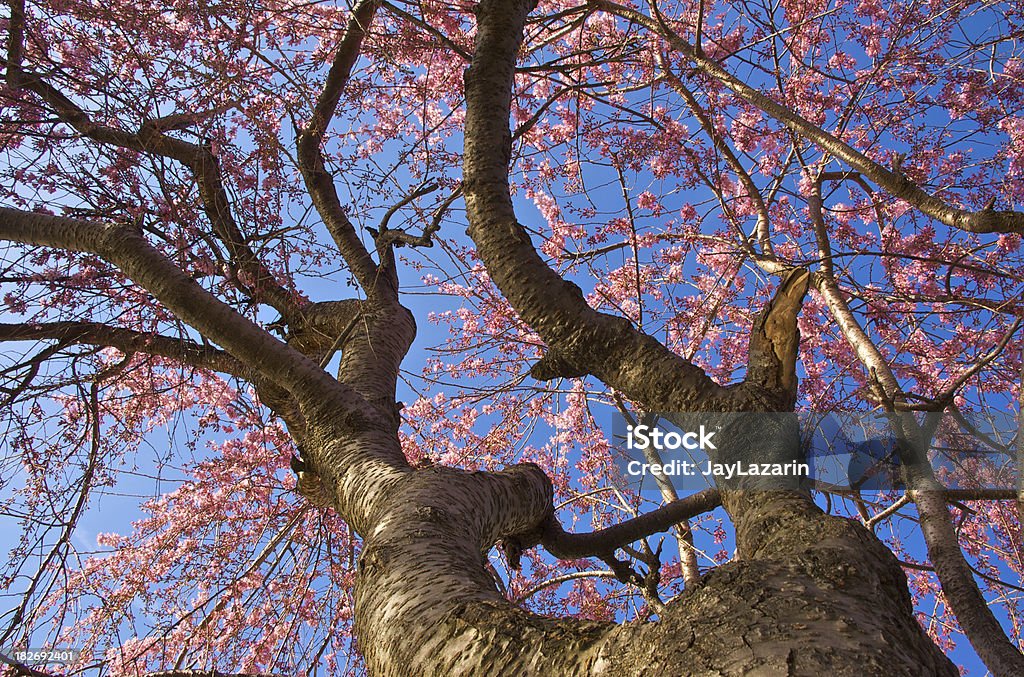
(592, 0, 1024, 235)
(3, 58, 301, 318)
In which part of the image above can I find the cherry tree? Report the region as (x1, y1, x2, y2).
(1, 0, 1022, 675)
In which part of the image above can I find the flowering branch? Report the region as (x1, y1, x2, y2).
(592, 0, 1024, 235)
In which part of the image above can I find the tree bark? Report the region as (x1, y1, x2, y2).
(347, 463, 956, 675)
(321, 0, 960, 674)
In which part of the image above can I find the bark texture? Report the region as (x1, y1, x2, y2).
(348, 467, 956, 675)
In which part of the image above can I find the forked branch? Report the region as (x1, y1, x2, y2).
(463, 0, 731, 412)
(0, 207, 374, 427)
(803, 182, 1024, 675)
(3, 58, 301, 318)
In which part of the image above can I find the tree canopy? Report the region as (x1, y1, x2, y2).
(1, 0, 1022, 675)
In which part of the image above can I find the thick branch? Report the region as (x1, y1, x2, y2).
(541, 488, 721, 560)
(5, 0, 26, 84)
(1, 208, 415, 532)
(912, 488, 1024, 675)
(0, 208, 375, 427)
(804, 186, 1024, 674)
(4, 63, 300, 317)
(2, 59, 143, 148)
(0, 321, 248, 376)
(463, 0, 733, 413)
(296, 0, 383, 294)
(807, 181, 904, 401)
(744, 268, 809, 403)
(304, 0, 379, 142)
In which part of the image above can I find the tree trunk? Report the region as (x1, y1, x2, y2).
(347, 462, 956, 675)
